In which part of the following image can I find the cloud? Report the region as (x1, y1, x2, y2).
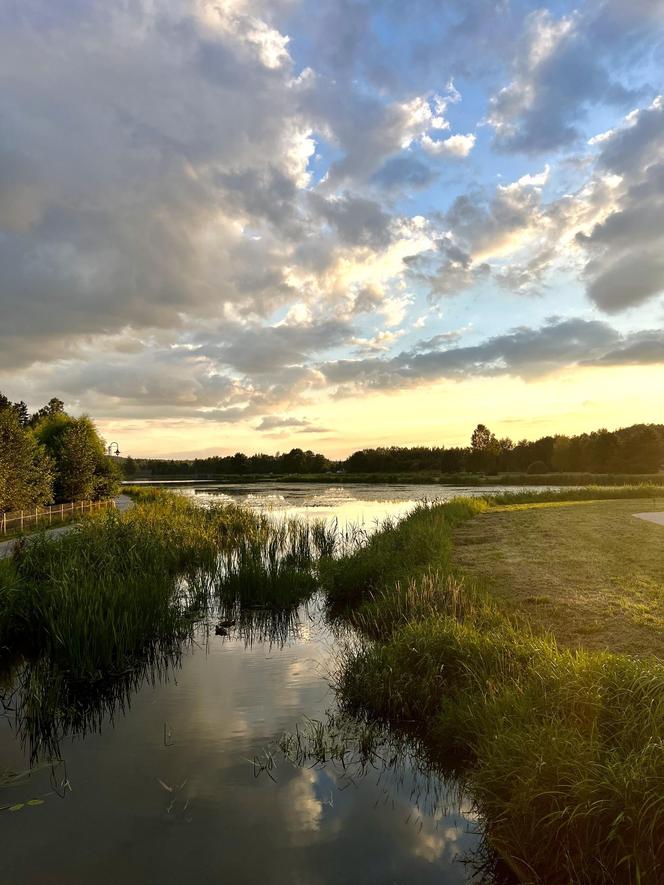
(320, 318, 664, 391)
(351, 330, 405, 353)
(421, 133, 476, 157)
(201, 318, 354, 374)
(1, 0, 661, 433)
(371, 155, 437, 192)
(486, 2, 661, 154)
(256, 415, 310, 430)
(577, 96, 664, 311)
(0, 0, 427, 373)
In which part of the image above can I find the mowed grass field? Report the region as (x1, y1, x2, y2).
(453, 497, 664, 657)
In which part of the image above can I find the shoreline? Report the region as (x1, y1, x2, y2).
(326, 490, 664, 882)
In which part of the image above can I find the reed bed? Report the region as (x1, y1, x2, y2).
(0, 491, 262, 677)
(215, 516, 348, 609)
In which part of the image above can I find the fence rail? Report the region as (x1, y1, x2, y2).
(1, 498, 117, 536)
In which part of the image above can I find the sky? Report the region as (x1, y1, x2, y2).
(1, 0, 663, 458)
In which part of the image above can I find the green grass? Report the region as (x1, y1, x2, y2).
(323, 498, 487, 607)
(216, 518, 338, 609)
(0, 491, 261, 677)
(327, 488, 664, 883)
(0, 489, 340, 678)
(454, 497, 664, 657)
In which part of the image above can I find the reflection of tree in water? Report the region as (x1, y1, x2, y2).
(2, 648, 183, 765)
(1, 601, 310, 768)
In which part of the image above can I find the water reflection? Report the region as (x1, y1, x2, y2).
(1, 601, 489, 884)
(0, 483, 531, 883)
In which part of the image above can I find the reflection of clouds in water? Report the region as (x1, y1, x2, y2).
(285, 768, 324, 835)
(411, 821, 463, 864)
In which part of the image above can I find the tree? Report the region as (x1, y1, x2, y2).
(122, 456, 138, 478)
(29, 397, 65, 426)
(0, 391, 30, 427)
(34, 414, 121, 502)
(471, 424, 496, 452)
(0, 409, 54, 512)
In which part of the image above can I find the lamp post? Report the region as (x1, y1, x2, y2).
(107, 441, 121, 457)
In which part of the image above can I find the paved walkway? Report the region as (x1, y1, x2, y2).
(633, 511, 664, 526)
(0, 494, 134, 559)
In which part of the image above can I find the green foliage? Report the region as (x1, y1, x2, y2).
(0, 409, 54, 511)
(0, 492, 260, 677)
(324, 498, 487, 606)
(123, 446, 332, 478)
(34, 413, 120, 502)
(216, 518, 338, 609)
(332, 496, 664, 883)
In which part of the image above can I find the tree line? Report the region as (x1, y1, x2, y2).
(123, 447, 331, 478)
(123, 422, 664, 478)
(346, 423, 664, 475)
(0, 393, 121, 512)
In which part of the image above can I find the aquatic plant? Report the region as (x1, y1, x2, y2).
(0, 493, 262, 677)
(215, 518, 340, 609)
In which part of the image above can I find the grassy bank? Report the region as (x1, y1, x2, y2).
(0, 488, 341, 679)
(326, 487, 664, 883)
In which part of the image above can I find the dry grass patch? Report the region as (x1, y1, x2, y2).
(453, 498, 664, 657)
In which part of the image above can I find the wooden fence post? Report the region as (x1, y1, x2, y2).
(20, 510, 24, 532)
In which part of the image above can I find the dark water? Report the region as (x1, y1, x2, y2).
(0, 484, 516, 883)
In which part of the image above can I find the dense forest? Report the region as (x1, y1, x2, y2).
(0, 392, 121, 512)
(123, 422, 664, 478)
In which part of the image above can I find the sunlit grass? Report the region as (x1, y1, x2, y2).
(327, 491, 664, 883)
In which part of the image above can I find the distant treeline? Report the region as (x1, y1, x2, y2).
(123, 448, 330, 478)
(123, 423, 664, 478)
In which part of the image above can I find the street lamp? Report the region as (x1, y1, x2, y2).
(107, 441, 121, 457)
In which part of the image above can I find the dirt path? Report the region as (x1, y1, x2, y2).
(0, 494, 134, 559)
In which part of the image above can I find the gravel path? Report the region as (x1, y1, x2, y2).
(633, 511, 664, 526)
(0, 494, 134, 559)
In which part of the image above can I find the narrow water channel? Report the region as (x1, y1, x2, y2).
(0, 483, 531, 883)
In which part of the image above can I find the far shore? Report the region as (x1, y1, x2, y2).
(123, 470, 664, 487)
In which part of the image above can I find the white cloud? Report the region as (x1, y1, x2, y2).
(421, 132, 476, 157)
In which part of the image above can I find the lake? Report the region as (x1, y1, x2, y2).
(0, 483, 525, 883)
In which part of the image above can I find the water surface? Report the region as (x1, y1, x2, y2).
(0, 483, 520, 883)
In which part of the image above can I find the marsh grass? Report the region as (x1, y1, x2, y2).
(328, 494, 664, 883)
(215, 517, 340, 608)
(0, 492, 262, 678)
(323, 498, 486, 607)
(0, 490, 343, 680)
